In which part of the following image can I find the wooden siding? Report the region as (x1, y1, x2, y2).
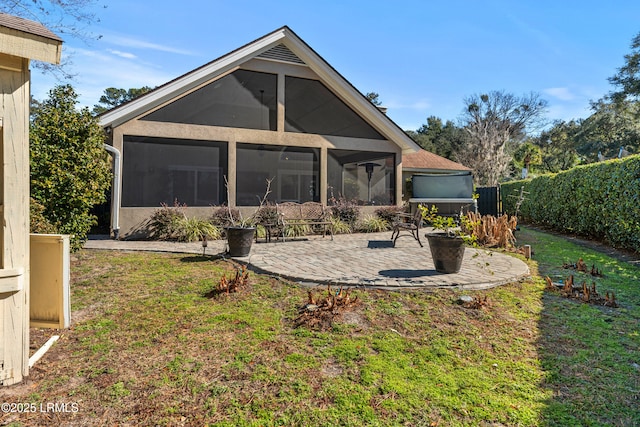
(0, 14, 62, 386)
(0, 56, 30, 385)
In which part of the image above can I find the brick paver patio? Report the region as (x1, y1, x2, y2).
(85, 230, 529, 291)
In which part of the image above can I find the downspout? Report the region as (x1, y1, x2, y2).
(103, 144, 121, 239)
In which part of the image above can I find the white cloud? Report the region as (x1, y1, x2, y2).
(31, 45, 179, 108)
(385, 98, 432, 110)
(106, 34, 196, 56)
(543, 87, 575, 101)
(107, 49, 137, 59)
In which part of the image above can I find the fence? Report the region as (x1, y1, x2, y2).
(476, 186, 501, 216)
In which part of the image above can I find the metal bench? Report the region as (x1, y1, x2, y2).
(276, 201, 333, 241)
(391, 209, 423, 247)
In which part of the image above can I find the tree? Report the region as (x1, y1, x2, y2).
(365, 92, 382, 106)
(533, 120, 581, 173)
(512, 140, 542, 179)
(609, 31, 640, 106)
(411, 116, 467, 160)
(0, 0, 104, 78)
(406, 129, 435, 153)
(574, 98, 640, 162)
(30, 85, 112, 250)
(457, 90, 548, 186)
(92, 86, 154, 115)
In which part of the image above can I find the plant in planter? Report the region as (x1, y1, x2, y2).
(419, 205, 477, 274)
(223, 177, 273, 257)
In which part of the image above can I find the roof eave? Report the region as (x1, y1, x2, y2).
(0, 15, 62, 64)
(403, 167, 472, 174)
(99, 26, 422, 155)
(279, 28, 420, 154)
(100, 28, 289, 128)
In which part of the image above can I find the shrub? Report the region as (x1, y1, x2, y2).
(253, 204, 279, 225)
(284, 223, 312, 238)
(331, 217, 352, 234)
(329, 197, 360, 226)
(356, 215, 390, 233)
(30, 197, 57, 234)
(173, 217, 221, 242)
(148, 202, 221, 242)
(148, 202, 185, 240)
(375, 205, 403, 223)
(211, 205, 240, 227)
(501, 155, 640, 252)
(30, 85, 112, 251)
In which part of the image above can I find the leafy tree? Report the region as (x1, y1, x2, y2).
(457, 90, 548, 186)
(30, 85, 112, 250)
(93, 86, 154, 115)
(574, 99, 640, 162)
(411, 116, 467, 160)
(608, 31, 640, 106)
(533, 120, 581, 173)
(406, 129, 435, 153)
(365, 92, 382, 106)
(512, 140, 542, 178)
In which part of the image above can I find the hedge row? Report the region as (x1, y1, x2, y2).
(501, 155, 640, 253)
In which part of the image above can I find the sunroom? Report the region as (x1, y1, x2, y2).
(100, 27, 421, 238)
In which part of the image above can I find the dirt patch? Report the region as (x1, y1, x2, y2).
(320, 358, 344, 378)
(339, 310, 369, 331)
(294, 285, 360, 330)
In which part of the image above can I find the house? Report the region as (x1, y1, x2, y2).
(0, 13, 62, 386)
(100, 26, 463, 238)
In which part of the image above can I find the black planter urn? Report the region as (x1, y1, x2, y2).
(425, 232, 466, 274)
(225, 227, 256, 257)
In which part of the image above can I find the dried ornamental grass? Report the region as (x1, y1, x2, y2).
(464, 212, 518, 248)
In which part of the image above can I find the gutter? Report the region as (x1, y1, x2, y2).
(103, 144, 121, 239)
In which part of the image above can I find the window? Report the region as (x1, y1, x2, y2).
(142, 70, 277, 130)
(285, 76, 384, 139)
(236, 144, 319, 206)
(328, 149, 395, 205)
(122, 136, 227, 207)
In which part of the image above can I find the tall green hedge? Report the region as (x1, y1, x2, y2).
(501, 155, 640, 253)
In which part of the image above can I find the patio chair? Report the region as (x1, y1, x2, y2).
(391, 209, 423, 247)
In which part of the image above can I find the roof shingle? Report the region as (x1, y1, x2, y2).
(0, 13, 62, 41)
(403, 149, 471, 172)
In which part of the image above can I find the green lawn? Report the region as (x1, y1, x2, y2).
(516, 227, 640, 427)
(2, 226, 638, 426)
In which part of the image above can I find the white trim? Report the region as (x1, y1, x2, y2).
(99, 27, 420, 154)
(279, 30, 419, 154)
(100, 30, 286, 128)
(29, 335, 60, 368)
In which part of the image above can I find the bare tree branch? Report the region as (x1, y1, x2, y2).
(458, 91, 548, 186)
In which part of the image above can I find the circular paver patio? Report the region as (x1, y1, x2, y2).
(85, 231, 530, 291)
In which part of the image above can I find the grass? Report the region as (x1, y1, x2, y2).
(515, 226, 640, 427)
(1, 226, 638, 426)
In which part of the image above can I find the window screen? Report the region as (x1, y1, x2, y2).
(328, 149, 395, 205)
(285, 76, 384, 139)
(236, 143, 319, 206)
(142, 69, 277, 131)
(122, 136, 227, 207)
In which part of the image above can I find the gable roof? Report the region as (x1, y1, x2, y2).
(99, 26, 420, 154)
(403, 149, 471, 172)
(0, 13, 62, 63)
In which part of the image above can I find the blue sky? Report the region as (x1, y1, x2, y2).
(30, 0, 640, 131)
